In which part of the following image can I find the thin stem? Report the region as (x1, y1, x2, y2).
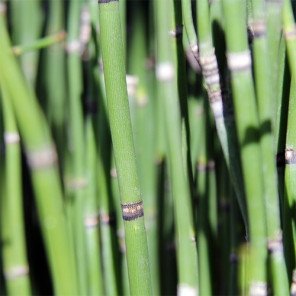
(154, 0, 199, 293)
(12, 31, 66, 56)
(197, 0, 248, 229)
(0, 6, 78, 294)
(0, 83, 31, 296)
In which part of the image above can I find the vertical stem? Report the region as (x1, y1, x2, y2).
(10, 0, 42, 85)
(128, 3, 159, 294)
(250, 0, 289, 293)
(44, 0, 66, 159)
(197, 0, 248, 228)
(1, 83, 31, 296)
(154, 0, 199, 293)
(0, 6, 78, 294)
(98, 1, 152, 295)
(66, 0, 88, 293)
(181, 0, 198, 60)
(222, 0, 268, 292)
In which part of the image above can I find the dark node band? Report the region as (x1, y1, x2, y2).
(98, 0, 118, 3)
(277, 149, 296, 167)
(121, 201, 144, 221)
(268, 236, 283, 254)
(169, 25, 183, 38)
(100, 212, 116, 226)
(248, 21, 266, 40)
(197, 160, 215, 172)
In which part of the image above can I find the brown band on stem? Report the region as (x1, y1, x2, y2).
(200, 50, 220, 87)
(249, 282, 267, 296)
(197, 160, 215, 172)
(4, 266, 29, 280)
(277, 148, 296, 166)
(84, 214, 99, 228)
(208, 90, 222, 104)
(248, 20, 266, 38)
(169, 25, 183, 38)
(26, 146, 57, 170)
(100, 212, 116, 226)
(4, 132, 20, 145)
(98, 0, 118, 3)
(0, 2, 6, 14)
(284, 26, 296, 40)
(121, 201, 144, 221)
(286, 148, 296, 164)
(268, 233, 283, 254)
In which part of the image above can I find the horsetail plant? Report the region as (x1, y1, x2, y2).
(0, 83, 31, 296)
(98, 0, 152, 294)
(154, 0, 199, 294)
(0, 3, 78, 294)
(222, 0, 268, 292)
(2, 0, 296, 294)
(249, 0, 289, 293)
(197, 0, 248, 228)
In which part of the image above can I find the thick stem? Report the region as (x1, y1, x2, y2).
(98, 1, 152, 295)
(222, 0, 268, 292)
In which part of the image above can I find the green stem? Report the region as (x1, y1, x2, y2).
(181, 0, 198, 60)
(250, 0, 289, 293)
(12, 31, 66, 56)
(66, 0, 89, 293)
(0, 83, 31, 296)
(197, 0, 248, 229)
(10, 0, 42, 85)
(98, 1, 152, 294)
(222, 0, 268, 292)
(154, 0, 199, 293)
(44, 0, 67, 160)
(128, 3, 159, 294)
(0, 6, 78, 294)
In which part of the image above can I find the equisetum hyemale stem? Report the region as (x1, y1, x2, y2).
(250, 0, 289, 293)
(196, 0, 248, 229)
(282, 79, 296, 278)
(222, 0, 268, 293)
(98, 0, 152, 295)
(155, 0, 199, 294)
(283, 0, 296, 77)
(181, 0, 198, 60)
(1, 83, 31, 296)
(0, 4, 78, 294)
